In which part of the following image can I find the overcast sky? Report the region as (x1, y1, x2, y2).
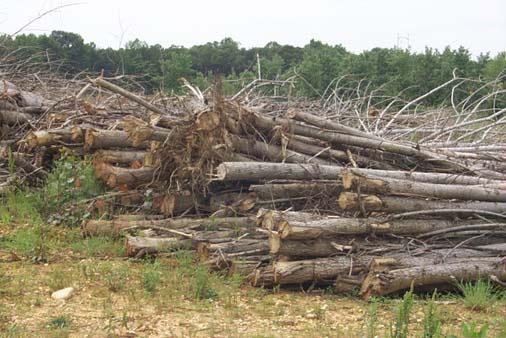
(1, 0, 505, 56)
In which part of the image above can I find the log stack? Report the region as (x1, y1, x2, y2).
(2, 77, 505, 298)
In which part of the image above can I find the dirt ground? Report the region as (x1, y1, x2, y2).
(1, 224, 505, 338)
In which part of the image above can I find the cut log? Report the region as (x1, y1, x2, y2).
(256, 208, 325, 230)
(216, 162, 497, 185)
(342, 173, 506, 202)
(93, 161, 154, 189)
(197, 239, 269, 261)
(250, 182, 343, 200)
(0, 110, 32, 125)
(360, 257, 506, 298)
(152, 191, 196, 216)
(277, 217, 478, 239)
(286, 109, 384, 141)
(228, 134, 332, 165)
(269, 233, 349, 258)
(93, 149, 147, 165)
(210, 191, 257, 216)
(338, 192, 506, 214)
(243, 109, 464, 171)
(24, 128, 77, 148)
(84, 129, 147, 151)
(125, 235, 192, 257)
(121, 116, 171, 146)
(82, 216, 256, 237)
(251, 249, 498, 287)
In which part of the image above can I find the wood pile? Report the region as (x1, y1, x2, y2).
(2, 76, 505, 298)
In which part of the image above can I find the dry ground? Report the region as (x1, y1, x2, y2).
(1, 223, 505, 338)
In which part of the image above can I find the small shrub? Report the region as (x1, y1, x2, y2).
(422, 291, 441, 338)
(101, 263, 128, 292)
(36, 154, 104, 227)
(141, 261, 161, 295)
(389, 289, 414, 338)
(365, 297, 378, 338)
(458, 279, 497, 311)
(461, 322, 489, 338)
(47, 268, 72, 292)
(192, 265, 217, 300)
(70, 236, 125, 257)
(46, 315, 71, 329)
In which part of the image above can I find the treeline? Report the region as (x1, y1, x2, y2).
(1, 30, 505, 102)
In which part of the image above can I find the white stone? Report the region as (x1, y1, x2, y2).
(51, 287, 74, 300)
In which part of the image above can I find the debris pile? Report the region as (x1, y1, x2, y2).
(2, 76, 505, 298)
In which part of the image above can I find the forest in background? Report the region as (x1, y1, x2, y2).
(1, 30, 505, 104)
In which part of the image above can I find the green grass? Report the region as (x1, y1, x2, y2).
(0, 154, 105, 229)
(389, 289, 414, 338)
(69, 236, 125, 257)
(422, 292, 441, 338)
(46, 315, 71, 330)
(364, 297, 378, 338)
(100, 262, 129, 292)
(457, 279, 499, 311)
(141, 261, 161, 295)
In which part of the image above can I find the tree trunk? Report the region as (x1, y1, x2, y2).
(250, 182, 343, 200)
(93, 149, 147, 165)
(338, 192, 506, 213)
(152, 191, 197, 216)
(228, 134, 332, 165)
(84, 129, 147, 151)
(256, 208, 325, 230)
(125, 235, 192, 257)
(360, 257, 506, 298)
(216, 162, 495, 185)
(276, 217, 477, 239)
(93, 161, 154, 189)
(342, 173, 506, 202)
(24, 128, 78, 148)
(197, 239, 269, 261)
(243, 109, 464, 171)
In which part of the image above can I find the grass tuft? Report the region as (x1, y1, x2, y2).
(457, 279, 498, 311)
(141, 261, 161, 295)
(389, 288, 414, 338)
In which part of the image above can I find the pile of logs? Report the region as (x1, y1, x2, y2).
(2, 77, 505, 298)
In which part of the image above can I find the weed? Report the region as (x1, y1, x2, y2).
(70, 236, 124, 257)
(141, 261, 161, 295)
(422, 291, 441, 338)
(364, 297, 378, 338)
(101, 262, 128, 292)
(457, 279, 497, 311)
(47, 268, 72, 292)
(37, 154, 104, 227)
(46, 315, 71, 330)
(460, 322, 489, 338)
(389, 288, 414, 338)
(191, 265, 217, 300)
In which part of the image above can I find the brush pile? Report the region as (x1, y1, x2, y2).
(2, 74, 506, 298)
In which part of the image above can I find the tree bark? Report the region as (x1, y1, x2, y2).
(276, 217, 477, 239)
(337, 192, 506, 214)
(93, 149, 147, 165)
(93, 161, 154, 189)
(216, 162, 497, 185)
(125, 235, 192, 257)
(342, 173, 506, 202)
(250, 182, 343, 200)
(24, 128, 78, 148)
(243, 109, 464, 171)
(84, 129, 147, 151)
(360, 257, 506, 298)
(228, 134, 332, 165)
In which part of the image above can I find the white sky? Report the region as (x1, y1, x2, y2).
(0, 0, 505, 56)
